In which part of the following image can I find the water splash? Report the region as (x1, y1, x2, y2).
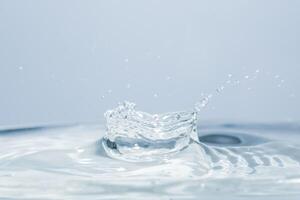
(102, 69, 294, 163)
(103, 102, 198, 162)
(194, 69, 262, 112)
(102, 71, 259, 161)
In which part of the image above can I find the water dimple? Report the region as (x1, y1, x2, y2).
(199, 134, 242, 145)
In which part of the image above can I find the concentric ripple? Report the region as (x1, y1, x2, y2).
(0, 123, 300, 199)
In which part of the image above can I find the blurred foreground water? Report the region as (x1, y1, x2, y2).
(0, 122, 300, 199)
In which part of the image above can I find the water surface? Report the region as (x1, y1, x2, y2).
(0, 122, 300, 199)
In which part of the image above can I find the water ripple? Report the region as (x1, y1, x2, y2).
(0, 123, 300, 199)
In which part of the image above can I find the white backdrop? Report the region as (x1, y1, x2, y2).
(0, 0, 299, 126)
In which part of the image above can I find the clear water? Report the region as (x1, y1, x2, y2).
(103, 101, 198, 162)
(1, 122, 300, 199)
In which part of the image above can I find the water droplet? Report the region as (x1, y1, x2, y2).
(216, 86, 225, 94)
(195, 97, 209, 112)
(165, 76, 171, 81)
(100, 95, 105, 100)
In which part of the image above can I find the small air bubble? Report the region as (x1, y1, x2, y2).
(228, 74, 233, 78)
(124, 58, 129, 63)
(100, 95, 105, 100)
(153, 93, 158, 98)
(244, 75, 249, 79)
(255, 69, 260, 73)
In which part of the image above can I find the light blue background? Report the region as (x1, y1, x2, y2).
(0, 0, 299, 126)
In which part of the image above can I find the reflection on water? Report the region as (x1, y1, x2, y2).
(0, 123, 300, 199)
